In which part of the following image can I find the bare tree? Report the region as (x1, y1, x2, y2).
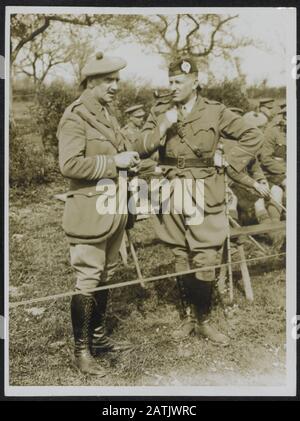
(10, 13, 113, 65)
(102, 14, 253, 62)
(14, 29, 72, 88)
(66, 27, 95, 84)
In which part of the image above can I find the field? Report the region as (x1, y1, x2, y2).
(8, 99, 287, 390)
(9, 179, 286, 388)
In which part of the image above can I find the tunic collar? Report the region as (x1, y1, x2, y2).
(183, 95, 206, 123)
(80, 89, 112, 128)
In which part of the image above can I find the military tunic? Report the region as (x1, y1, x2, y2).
(134, 95, 263, 281)
(121, 121, 141, 144)
(260, 120, 286, 187)
(57, 89, 128, 290)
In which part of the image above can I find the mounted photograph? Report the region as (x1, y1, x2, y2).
(5, 6, 297, 396)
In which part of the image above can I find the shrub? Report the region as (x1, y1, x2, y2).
(201, 79, 250, 112)
(114, 80, 155, 127)
(9, 123, 45, 187)
(33, 82, 78, 158)
(247, 83, 286, 100)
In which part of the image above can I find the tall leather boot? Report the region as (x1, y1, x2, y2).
(71, 293, 106, 376)
(173, 276, 197, 339)
(186, 276, 230, 347)
(91, 290, 131, 356)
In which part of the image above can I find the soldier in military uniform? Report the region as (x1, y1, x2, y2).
(260, 107, 286, 227)
(243, 111, 268, 129)
(133, 57, 263, 345)
(228, 107, 244, 116)
(258, 97, 275, 122)
(121, 105, 146, 144)
(224, 111, 271, 224)
(57, 52, 140, 376)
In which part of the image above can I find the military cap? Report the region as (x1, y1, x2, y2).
(258, 97, 275, 109)
(124, 104, 145, 117)
(153, 88, 173, 99)
(278, 106, 286, 115)
(168, 57, 198, 77)
(228, 107, 244, 116)
(81, 51, 126, 85)
(278, 99, 286, 108)
(243, 111, 268, 128)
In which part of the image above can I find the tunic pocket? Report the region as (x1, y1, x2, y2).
(190, 121, 217, 153)
(62, 190, 115, 240)
(86, 127, 107, 141)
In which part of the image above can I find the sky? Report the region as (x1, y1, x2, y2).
(103, 9, 288, 86)
(14, 7, 294, 88)
(106, 9, 291, 87)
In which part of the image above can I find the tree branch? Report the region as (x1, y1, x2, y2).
(174, 15, 181, 50)
(185, 14, 200, 51)
(11, 16, 50, 63)
(156, 15, 174, 51)
(48, 14, 95, 26)
(200, 15, 238, 56)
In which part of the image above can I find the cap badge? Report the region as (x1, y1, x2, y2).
(181, 61, 191, 74)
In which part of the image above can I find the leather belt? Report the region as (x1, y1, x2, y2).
(160, 156, 214, 169)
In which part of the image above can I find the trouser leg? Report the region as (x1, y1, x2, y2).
(255, 198, 271, 223)
(91, 215, 131, 355)
(227, 187, 239, 221)
(266, 186, 285, 248)
(69, 242, 107, 374)
(267, 185, 283, 221)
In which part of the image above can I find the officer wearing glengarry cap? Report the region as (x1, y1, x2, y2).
(133, 56, 263, 345)
(57, 52, 139, 376)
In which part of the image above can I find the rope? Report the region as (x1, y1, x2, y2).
(9, 252, 285, 309)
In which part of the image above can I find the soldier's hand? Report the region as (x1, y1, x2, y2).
(114, 151, 140, 170)
(159, 107, 178, 137)
(165, 107, 178, 126)
(253, 181, 270, 198)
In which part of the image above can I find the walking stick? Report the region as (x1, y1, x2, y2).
(269, 197, 287, 213)
(126, 229, 145, 288)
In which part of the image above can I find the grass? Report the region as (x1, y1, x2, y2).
(8, 97, 287, 389)
(8, 178, 287, 388)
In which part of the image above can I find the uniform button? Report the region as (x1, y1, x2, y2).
(88, 192, 93, 196)
(107, 170, 112, 176)
(180, 138, 185, 143)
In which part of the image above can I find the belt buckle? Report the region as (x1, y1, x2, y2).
(177, 156, 185, 169)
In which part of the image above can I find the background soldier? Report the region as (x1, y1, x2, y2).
(57, 52, 139, 376)
(258, 97, 275, 123)
(243, 111, 268, 129)
(228, 107, 244, 116)
(223, 108, 270, 225)
(133, 57, 263, 345)
(260, 106, 286, 247)
(121, 104, 146, 144)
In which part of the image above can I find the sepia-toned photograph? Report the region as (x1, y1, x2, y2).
(5, 6, 297, 396)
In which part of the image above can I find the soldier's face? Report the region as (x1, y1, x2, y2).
(130, 115, 144, 128)
(89, 71, 120, 104)
(169, 73, 198, 104)
(260, 106, 272, 118)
